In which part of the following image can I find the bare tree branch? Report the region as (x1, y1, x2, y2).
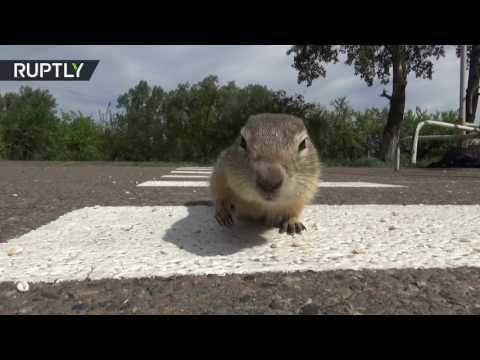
(380, 89, 392, 101)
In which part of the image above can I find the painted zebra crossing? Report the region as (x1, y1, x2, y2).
(136, 167, 407, 188)
(1, 204, 480, 283)
(1, 166, 479, 285)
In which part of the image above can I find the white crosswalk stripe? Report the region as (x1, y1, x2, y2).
(171, 171, 212, 174)
(139, 168, 406, 188)
(162, 175, 210, 178)
(176, 167, 213, 171)
(138, 180, 405, 188)
(1, 204, 479, 283)
(0, 166, 422, 285)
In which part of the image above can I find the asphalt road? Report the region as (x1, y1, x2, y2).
(1, 161, 480, 315)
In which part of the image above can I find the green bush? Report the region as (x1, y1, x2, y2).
(0, 80, 466, 166)
(60, 112, 107, 161)
(0, 128, 6, 159)
(0, 87, 61, 160)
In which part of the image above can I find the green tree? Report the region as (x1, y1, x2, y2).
(287, 45, 446, 161)
(0, 94, 5, 158)
(305, 97, 366, 161)
(61, 111, 106, 160)
(116, 80, 166, 161)
(0, 86, 60, 160)
(161, 81, 195, 161)
(353, 106, 388, 159)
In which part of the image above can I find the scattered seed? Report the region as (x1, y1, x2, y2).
(7, 247, 23, 256)
(352, 249, 365, 255)
(292, 240, 305, 247)
(16, 281, 29, 292)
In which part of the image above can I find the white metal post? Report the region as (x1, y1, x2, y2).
(395, 145, 400, 171)
(460, 45, 467, 125)
(404, 47, 476, 168)
(411, 120, 480, 164)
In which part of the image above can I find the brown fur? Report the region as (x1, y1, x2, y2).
(210, 113, 321, 234)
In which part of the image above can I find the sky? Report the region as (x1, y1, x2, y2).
(0, 45, 472, 121)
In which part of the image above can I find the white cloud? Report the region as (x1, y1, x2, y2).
(0, 45, 470, 120)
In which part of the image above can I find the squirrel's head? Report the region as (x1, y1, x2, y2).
(226, 113, 320, 204)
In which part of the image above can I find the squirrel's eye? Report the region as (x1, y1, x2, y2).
(298, 139, 307, 152)
(240, 136, 247, 150)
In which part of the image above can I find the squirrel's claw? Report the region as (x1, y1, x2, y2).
(215, 210, 233, 227)
(295, 222, 306, 233)
(215, 200, 234, 227)
(279, 219, 306, 235)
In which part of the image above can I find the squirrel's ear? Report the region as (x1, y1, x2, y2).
(240, 136, 247, 150)
(298, 138, 307, 151)
(240, 126, 247, 138)
(240, 127, 250, 143)
(298, 137, 309, 157)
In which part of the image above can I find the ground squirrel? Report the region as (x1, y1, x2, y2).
(210, 113, 321, 235)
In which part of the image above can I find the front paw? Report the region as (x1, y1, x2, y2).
(214, 200, 235, 227)
(279, 218, 306, 235)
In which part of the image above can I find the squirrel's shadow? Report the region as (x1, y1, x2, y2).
(162, 201, 270, 256)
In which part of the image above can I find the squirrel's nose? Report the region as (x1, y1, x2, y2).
(256, 164, 284, 193)
(257, 177, 283, 193)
